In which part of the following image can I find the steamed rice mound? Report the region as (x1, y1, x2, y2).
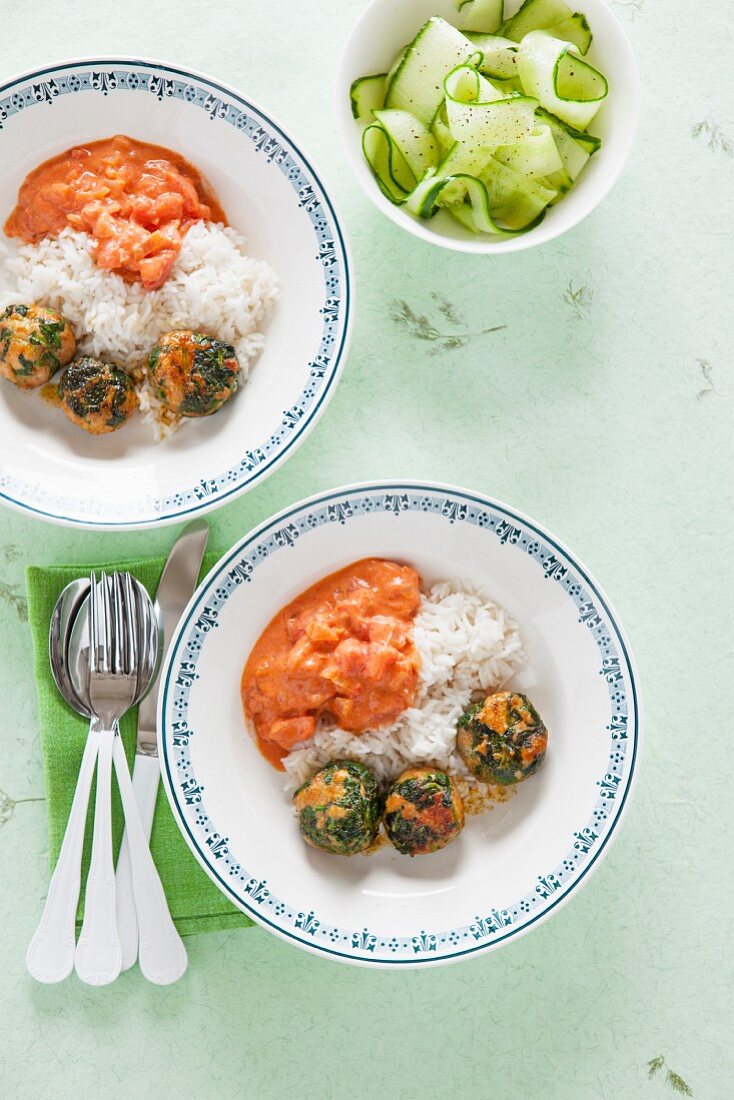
(282, 580, 527, 794)
(2, 221, 278, 438)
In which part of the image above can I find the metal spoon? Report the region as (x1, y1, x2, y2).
(26, 580, 101, 983)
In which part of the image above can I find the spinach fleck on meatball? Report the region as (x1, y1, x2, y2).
(0, 303, 76, 388)
(58, 355, 138, 435)
(147, 330, 239, 417)
(457, 691, 548, 786)
(384, 767, 464, 856)
(293, 760, 382, 856)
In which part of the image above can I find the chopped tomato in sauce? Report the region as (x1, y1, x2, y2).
(5, 135, 226, 289)
(241, 558, 422, 769)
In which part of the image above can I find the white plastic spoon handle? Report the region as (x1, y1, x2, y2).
(116, 752, 160, 970)
(74, 728, 122, 985)
(112, 736, 187, 985)
(26, 725, 102, 983)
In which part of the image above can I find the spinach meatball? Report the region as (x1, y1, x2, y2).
(147, 330, 239, 417)
(293, 760, 381, 856)
(384, 767, 464, 856)
(0, 303, 76, 388)
(457, 692, 547, 786)
(58, 355, 138, 435)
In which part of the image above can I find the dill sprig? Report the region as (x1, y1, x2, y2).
(613, 0, 645, 16)
(647, 1056, 693, 1096)
(0, 788, 45, 827)
(431, 292, 463, 326)
(696, 359, 717, 400)
(691, 118, 734, 157)
(0, 581, 27, 621)
(390, 297, 505, 354)
(563, 280, 594, 318)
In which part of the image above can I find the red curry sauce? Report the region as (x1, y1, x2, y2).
(241, 559, 422, 769)
(5, 135, 226, 290)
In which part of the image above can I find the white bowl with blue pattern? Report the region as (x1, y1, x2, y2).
(0, 58, 351, 528)
(158, 481, 640, 967)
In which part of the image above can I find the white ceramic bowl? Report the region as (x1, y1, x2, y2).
(0, 58, 352, 528)
(335, 0, 640, 253)
(158, 481, 640, 968)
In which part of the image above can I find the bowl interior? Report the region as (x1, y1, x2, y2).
(335, 0, 640, 253)
(0, 60, 350, 527)
(159, 484, 638, 966)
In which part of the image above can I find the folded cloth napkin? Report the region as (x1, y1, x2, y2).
(26, 554, 252, 937)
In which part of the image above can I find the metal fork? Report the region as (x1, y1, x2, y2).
(108, 573, 187, 984)
(74, 572, 136, 985)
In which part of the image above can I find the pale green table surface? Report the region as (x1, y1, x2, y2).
(1, 1, 732, 1097)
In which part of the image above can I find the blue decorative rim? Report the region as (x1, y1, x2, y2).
(159, 481, 640, 967)
(0, 58, 351, 528)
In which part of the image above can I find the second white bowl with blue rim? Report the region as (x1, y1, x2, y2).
(0, 58, 351, 528)
(158, 480, 640, 968)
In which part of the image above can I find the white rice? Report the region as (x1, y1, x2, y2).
(2, 222, 278, 439)
(281, 580, 527, 795)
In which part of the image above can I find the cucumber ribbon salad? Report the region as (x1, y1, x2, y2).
(350, 0, 608, 235)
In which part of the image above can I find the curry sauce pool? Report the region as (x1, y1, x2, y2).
(5, 134, 226, 289)
(242, 558, 422, 768)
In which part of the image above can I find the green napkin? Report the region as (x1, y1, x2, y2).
(26, 554, 253, 937)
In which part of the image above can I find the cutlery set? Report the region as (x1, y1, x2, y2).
(26, 521, 208, 986)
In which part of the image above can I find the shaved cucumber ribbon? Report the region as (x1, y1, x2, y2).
(362, 124, 414, 204)
(466, 34, 519, 79)
(478, 157, 556, 227)
(385, 17, 482, 126)
(406, 160, 554, 234)
(435, 138, 495, 179)
(536, 107, 600, 194)
(362, 110, 440, 205)
(444, 65, 539, 146)
(502, 0, 573, 42)
(547, 13, 592, 54)
(500, 1, 592, 54)
(517, 32, 607, 129)
(373, 109, 439, 181)
(456, 0, 503, 34)
(350, 74, 386, 121)
(495, 123, 563, 178)
(432, 105, 455, 154)
(406, 172, 515, 233)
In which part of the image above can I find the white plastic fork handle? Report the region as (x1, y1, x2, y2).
(112, 736, 187, 985)
(26, 724, 102, 983)
(74, 728, 122, 985)
(115, 752, 160, 970)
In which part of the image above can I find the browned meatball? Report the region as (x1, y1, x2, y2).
(0, 303, 76, 388)
(293, 760, 382, 856)
(58, 355, 138, 435)
(457, 692, 548, 785)
(147, 330, 239, 417)
(384, 767, 464, 856)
